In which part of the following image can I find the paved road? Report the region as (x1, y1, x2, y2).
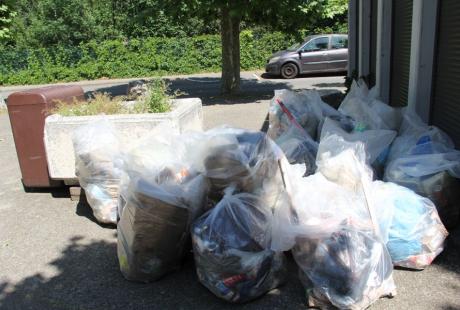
(0, 71, 345, 108)
(0, 74, 459, 310)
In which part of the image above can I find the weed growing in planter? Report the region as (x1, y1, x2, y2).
(51, 93, 127, 116)
(134, 79, 173, 113)
(50, 79, 176, 116)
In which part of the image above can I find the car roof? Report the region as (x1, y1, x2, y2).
(304, 33, 348, 41)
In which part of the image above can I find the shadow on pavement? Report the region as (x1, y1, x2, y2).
(260, 71, 346, 80)
(81, 76, 345, 107)
(22, 185, 71, 199)
(0, 237, 304, 310)
(83, 77, 297, 106)
(75, 200, 117, 230)
(167, 77, 294, 106)
(432, 231, 460, 274)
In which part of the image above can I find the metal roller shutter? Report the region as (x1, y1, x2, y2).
(390, 0, 413, 107)
(431, 0, 460, 148)
(369, 0, 378, 87)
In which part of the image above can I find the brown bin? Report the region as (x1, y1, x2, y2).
(7, 86, 85, 189)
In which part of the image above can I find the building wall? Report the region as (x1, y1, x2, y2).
(431, 0, 460, 148)
(349, 0, 460, 147)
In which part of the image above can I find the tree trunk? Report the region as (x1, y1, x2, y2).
(220, 5, 241, 94)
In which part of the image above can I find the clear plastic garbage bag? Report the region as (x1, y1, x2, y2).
(192, 189, 287, 303)
(117, 132, 209, 282)
(72, 120, 122, 224)
(294, 225, 395, 310)
(384, 114, 460, 228)
(199, 127, 284, 198)
(268, 89, 325, 140)
(273, 124, 318, 175)
(372, 181, 448, 269)
(339, 80, 402, 131)
(320, 117, 396, 166)
(272, 136, 396, 309)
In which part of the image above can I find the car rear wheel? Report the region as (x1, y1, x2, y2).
(280, 63, 299, 79)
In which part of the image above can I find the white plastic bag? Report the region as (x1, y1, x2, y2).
(320, 117, 396, 165)
(372, 181, 448, 269)
(72, 120, 122, 224)
(339, 80, 402, 131)
(272, 124, 318, 175)
(198, 127, 285, 198)
(384, 112, 460, 228)
(272, 136, 396, 309)
(268, 89, 325, 140)
(117, 131, 209, 282)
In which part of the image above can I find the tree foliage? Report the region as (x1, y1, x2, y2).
(0, 0, 17, 44)
(0, 31, 295, 85)
(8, 0, 221, 48)
(3, 0, 347, 88)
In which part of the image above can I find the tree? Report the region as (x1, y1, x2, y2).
(160, 1, 313, 94)
(161, 0, 348, 94)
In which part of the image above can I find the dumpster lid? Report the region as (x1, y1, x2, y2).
(7, 85, 84, 106)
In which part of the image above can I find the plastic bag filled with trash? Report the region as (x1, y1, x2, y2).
(117, 131, 209, 282)
(272, 136, 396, 309)
(384, 111, 460, 228)
(339, 80, 402, 131)
(268, 89, 324, 140)
(198, 127, 286, 201)
(320, 117, 397, 178)
(72, 120, 122, 224)
(192, 188, 287, 303)
(273, 124, 318, 175)
(267, 89, 354, 175)
(372, 181, 448, 269)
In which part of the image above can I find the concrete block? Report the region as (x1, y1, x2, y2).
(44, 98, 203, 181)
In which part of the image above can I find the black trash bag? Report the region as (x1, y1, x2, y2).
(192, 190, 287, 303)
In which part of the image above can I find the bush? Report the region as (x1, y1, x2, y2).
(0, 31, 295, 85)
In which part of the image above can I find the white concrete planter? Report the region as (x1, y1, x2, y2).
(44, 98, 203, 182)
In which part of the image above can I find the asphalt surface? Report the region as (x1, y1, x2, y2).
(0, 74, 459, 310)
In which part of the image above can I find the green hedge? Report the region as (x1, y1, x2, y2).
(0, 31, 295, 85)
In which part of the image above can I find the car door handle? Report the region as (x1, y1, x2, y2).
(321, 53, 327, 56)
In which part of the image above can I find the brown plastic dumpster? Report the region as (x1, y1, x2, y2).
(7, 86, 85, 189)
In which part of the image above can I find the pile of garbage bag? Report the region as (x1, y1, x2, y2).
(384, 111, 460, 229)
(270, 81, 459, 229)
(273, 136, 397, 309)
(68, 79, 458, 309)
(189, 128, 289, 302)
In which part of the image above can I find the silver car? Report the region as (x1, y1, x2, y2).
(265, 34, 348, 79)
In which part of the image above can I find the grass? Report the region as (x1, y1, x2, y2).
(50, 78, 175, 116)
